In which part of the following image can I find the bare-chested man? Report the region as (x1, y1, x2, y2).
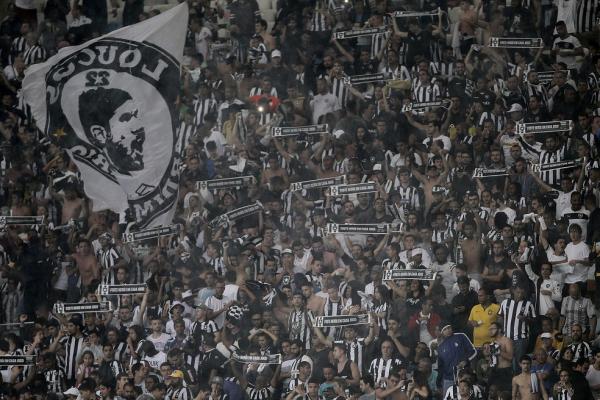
(460, 219, 484, 276)
(71, 238, 100, 289)
(60, 185, 85, 224)
(488, 321, 513, 393)
(412, 150, 449, 215)
(512, 355, 548, 400)
(301, 282, 324, 316)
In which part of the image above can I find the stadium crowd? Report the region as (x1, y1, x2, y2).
(1, 0, 600, 399)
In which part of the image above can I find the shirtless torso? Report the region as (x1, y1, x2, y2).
(512, 372, 543, 400)
(72, 253, 100, 286)
(307, 294, 324, 316)
(461, 238, 483, 274)
(62, 197, 83, 224)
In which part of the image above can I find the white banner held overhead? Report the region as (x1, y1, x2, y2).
(531, 159, 582, 173)
(290, 176, 345, 192)
(122, 224, 180, 243)
(53, 302, 113, 314)
(472, 168, 509, 178)
(383, 269, 437, 281)
(0, 216, 44, 229)
(98, 283, 147, 295)
(516, 120, 573, 135)
(334, 26, 388, 40)
(271, 124, 328, 137)
(326, 223, 390, 235)
(196, 176, 255, 191)
(329, 182, 377, 196)
(0, 355, 36, 366)
(392, 9, 440, 17)
(314, 314, 370, 328)
(402, 100, 449, 112)
(23, 4, 189, 230)
(232, 353, 282, 364)
(488, 37, 543, 48)
(344, 73, 386, 86)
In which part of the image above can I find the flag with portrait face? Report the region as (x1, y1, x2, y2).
(23, 4, 188, 229)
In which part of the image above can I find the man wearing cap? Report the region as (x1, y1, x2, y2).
(166, 301, 192, 339)
(166, 370, 192, 400)
(63, 387, 80, 400)
(437, 323, 477, 396)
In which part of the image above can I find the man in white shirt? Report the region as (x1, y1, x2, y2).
(205, 279, 233, 329)
(564, 224, 592, 285)
(559, 192, 590, 241)
(553, 20, 583, 70)
(310, 78, 337, 124)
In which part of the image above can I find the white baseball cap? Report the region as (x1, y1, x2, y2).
(64, 388, 80, 397)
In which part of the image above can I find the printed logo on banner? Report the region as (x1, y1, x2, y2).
(44, 38, 181, 229)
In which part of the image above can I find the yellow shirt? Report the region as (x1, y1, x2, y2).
(468, 303, 500, 347)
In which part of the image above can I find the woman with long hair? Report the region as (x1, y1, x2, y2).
(553, 369, 574, 400)
(372, 284, 392, 334)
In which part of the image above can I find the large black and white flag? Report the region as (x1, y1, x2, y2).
(23, 5, 189, 229)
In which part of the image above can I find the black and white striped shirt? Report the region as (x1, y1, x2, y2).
(208, 257, 226, 277)
(412, 82, 440, 103)
(113, 341, 128, 363)
(499, 298, 536, 340)
(22, 45, 46, 66)
(444, 383, 484, 400)
(288, 309, 314, 349)
(380, 64, 411, 81)
(331, 77, 349, 110)
(566, 341, 591, 363)
(245, 385, 274, 400)
(43, 368, 66, 394)
(539, 147, 565, 187)
(576, 0, 598, 33)
(249, 86, 278, 98)
(190, 319, 218, 344)
(63, 335, 85, 380)
(177, 121, 195, 156)
(193, 98, 216, 127)
(323, 297, 344, 339)
(309, 1, 329, 32)
(97, 246, 121, 285)
(368, 357, 403, 385)
(370, 31, 389, 59)
(10, 36, 28, 59)
(167, 386, 193, 400)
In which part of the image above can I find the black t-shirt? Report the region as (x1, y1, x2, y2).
(406, 30, 433, 66)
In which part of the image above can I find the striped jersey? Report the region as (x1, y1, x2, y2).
(498, 298, 536, 340)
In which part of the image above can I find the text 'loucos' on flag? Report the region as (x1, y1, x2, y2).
(22, 4, 190, 230)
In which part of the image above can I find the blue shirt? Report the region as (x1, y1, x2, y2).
(437, 333, 477, 380)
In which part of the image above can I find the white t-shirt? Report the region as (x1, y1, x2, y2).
(565, 241, 591, 284)
(555, 190, 576, 218)
(147, 333, 171, 352)
(554, 0, 577, 33)
(310, 93, 337, 124)
(552, 35, 581, 69)
(205, 295, 232, 329)
(195, 27, 212, 60)
(559, 207, 590, 242)
(15, 0, 35, 9)
(144, 351, 166, 370)
(586, 364, 600, 400)
(495, 206, 516, 225)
